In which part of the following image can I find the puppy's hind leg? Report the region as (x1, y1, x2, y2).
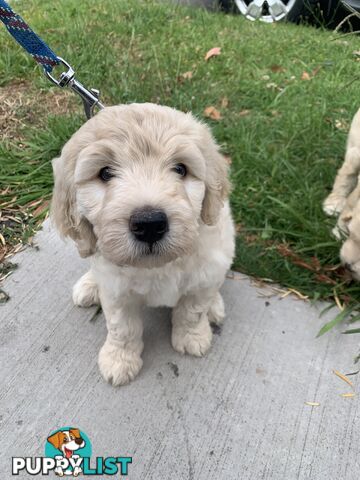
(323, 146, 360, 217)
(172, 289, 216, 357)
(72, 270, 99, 307)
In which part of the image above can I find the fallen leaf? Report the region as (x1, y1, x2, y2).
(205, 47, 221, 61)
(335, 119, 349, 131)
(340, 393, 355, 398)
(353, 50, 360, 56)
(181, 71, 193, 80)
(333, 369, 354, 389)
(305, 402, 320, 406)
(239, 109, 251, 117)
(270, 64, 284, 73)
(301, 71, 311, 81)
(221, 96, 229, 108)
(203, 106, 221, 120)
(177, 71, 193, 84)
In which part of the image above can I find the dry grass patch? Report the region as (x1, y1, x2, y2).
(0, 81, 77, 142)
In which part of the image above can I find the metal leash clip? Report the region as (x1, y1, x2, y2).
(45, 57, 105, 119)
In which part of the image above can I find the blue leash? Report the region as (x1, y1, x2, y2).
(0, 0, 59, 72)
(0, 0, 104, 118)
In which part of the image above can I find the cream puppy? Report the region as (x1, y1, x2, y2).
(323, 108, 360, 279)
(52, 104, 235, 386)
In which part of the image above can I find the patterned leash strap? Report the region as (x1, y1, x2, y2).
(0, 0, 59, 72)
(0, 0, 104, 118)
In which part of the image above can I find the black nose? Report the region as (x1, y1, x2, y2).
(129, 209, 168, 245)
(75, 438, 83, 446)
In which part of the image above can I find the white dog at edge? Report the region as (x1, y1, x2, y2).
(323, 108, 360, 280)
(51, 103, 235, 386)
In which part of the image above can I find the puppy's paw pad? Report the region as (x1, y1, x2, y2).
(323, 195, 346, 217)
(208, 292, 225, 325)
(72, 273, 99, 307)
(172, 324, 212, 357)
(98, 344, 143, 386)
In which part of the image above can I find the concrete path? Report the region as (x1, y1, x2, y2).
(1, 221, 360, 479)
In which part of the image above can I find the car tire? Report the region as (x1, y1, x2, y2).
(219, 0, 332, 23)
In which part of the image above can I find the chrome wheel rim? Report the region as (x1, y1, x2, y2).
(234, 0, 298, 22)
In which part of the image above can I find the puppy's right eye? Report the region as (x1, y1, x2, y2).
(99, 167, 114, 182)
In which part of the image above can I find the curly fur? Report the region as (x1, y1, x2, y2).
(323, 108, 360, 280)
(52, 103, 235, 385)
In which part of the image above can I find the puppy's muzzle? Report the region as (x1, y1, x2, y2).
(129, 208, 168, 245)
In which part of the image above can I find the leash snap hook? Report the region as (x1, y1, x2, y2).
(44, 56, 104, 119)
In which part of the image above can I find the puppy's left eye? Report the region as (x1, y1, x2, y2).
(99, 167, 114, 182)
(172, 163, 187, 177)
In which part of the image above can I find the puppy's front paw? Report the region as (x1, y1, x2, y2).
(208, 292, 225, 325)
(98, 342, 143, 386)
(172, 321, 212, 357)
(323, 194, 346, 217)
(72, 271, 99, 307)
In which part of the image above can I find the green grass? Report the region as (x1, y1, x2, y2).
(2, 0, 360, 329)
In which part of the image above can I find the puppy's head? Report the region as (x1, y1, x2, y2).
(51, 103, 230, 268)
(47, 429, 85, 458)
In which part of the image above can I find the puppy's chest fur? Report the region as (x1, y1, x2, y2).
(95, 253, 223, 307)
(92, 203, 234, 308)
(121, 264, 192, 307)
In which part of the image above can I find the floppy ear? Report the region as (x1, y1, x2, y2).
(47, 431, 63, 450)
(200, 140, 231, 226)
(51, 152, 97, 258)
(69, 428, 81, 438)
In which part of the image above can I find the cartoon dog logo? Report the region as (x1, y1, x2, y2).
(47, 428, 85, 476)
